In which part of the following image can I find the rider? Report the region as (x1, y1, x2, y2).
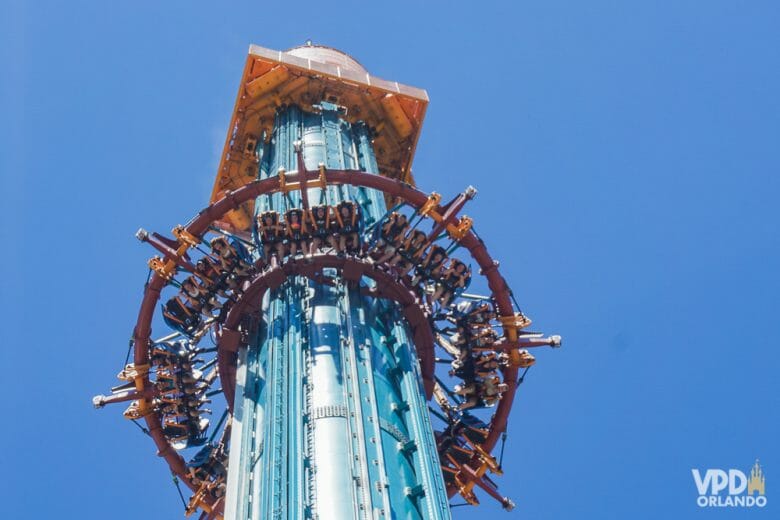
(374, 212, 409, 264)
(194, 256, 230, 296)
(309, 205, 331, 253)
(336, 201, 361, 253)
(256, 211, 286, 259)
(413, 244, 448, 285)
(434, 259, 471, 307)
(210, 236, 252, 277)
(180, 275, 221, 317)
(474, 352, 501, 378)
(284, 208, 307, 257)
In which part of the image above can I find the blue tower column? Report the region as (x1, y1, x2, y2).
(224, 103, 451, 520)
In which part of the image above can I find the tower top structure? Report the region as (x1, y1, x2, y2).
(211, 43, 429, 231)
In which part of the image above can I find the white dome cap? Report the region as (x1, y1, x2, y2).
(286, 42, 368, 75)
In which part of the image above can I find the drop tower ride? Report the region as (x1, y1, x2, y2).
(95, 43, 560, 520)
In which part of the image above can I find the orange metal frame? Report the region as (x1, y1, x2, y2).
(210, 45, 429, 232)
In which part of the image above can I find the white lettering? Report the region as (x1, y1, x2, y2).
(712, 470, 729, 494)
(692, 465, 767, 508)
(729, 469, 747, 494)
(692, 469, 712, 495)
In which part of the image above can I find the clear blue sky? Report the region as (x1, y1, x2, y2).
(1, 1, 778, 519)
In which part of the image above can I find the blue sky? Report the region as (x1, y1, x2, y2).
(1, 1, 778, 518)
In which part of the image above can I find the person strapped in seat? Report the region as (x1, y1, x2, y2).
(180, 275, 222, 317)
(163, 416, 209, 449)
(187, 445, 216, 487)
(179, 275, 207, 304)
(391, 229, 428, 277)
(412, 244, 448, 285)
(309, 205, 335, 253)
(187, 445, 227, 485)
(256, 211, 286, 259)
(336, 201, 361, 253)
(373, 212, 409, 262)
(451, 300, 496, 328)
(325, 204, 343, 253)
(177, 395, 209, 412)
(150, 339, 191, 365)
(284, 208, 308, 257)
(433, 258, 472, 307)
(454, 379, 480, 410)
(444, 327, 473, 362)
(162, 420, 190, 444)
(480, 376, 508, 407)
(468, 327, 499, 352)
(474, 352, 504, 378)
(159, 401, 189, 419)
(210, 236, 252, 277)
(187, 450, 227, 499)
(156, 365, 203, 395)
(194, 256, 232, 295)
(456, 375, 507, 410)
(155, 370, 178, 394)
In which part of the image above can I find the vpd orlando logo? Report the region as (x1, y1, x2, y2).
(692, 460, 767, 508)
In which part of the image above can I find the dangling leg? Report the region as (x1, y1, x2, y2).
(276, 242, 287, 260)
(328, 235, 340, 253)
(440, 290, 455, 308)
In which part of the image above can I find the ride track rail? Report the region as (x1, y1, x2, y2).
(118, 158, 559, 518)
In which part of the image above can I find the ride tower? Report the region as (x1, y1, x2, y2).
(95, 43, 560, 520)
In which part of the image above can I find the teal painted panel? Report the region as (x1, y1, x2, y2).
(226, 103, 451, 520)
